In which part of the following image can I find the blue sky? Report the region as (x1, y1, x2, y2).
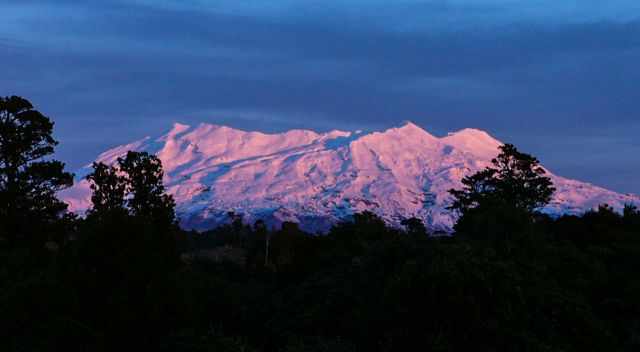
(2, 0, 639, 194)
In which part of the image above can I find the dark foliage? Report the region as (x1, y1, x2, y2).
(0, 96, 73, 246)
(449, 143, 555, 238)
(1, 98, 639, 351)
(4, 205, 639, 351)
(86, 162, 126, 216)
(117, 151, 176, 225)
(449, 144, 555, 215)
(87, 151, 176, 226)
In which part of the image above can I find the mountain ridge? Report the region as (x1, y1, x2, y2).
(61, 121, 640, 232)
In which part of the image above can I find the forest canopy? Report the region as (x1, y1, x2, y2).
(1, 96, 639, 352)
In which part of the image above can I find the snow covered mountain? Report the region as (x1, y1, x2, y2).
(61, 122, 640, 232)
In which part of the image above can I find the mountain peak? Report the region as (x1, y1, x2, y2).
(61, 120, 640, 233)
(171, 122, 191, 131)
(400, 120, 421, 128)
(161, 122, 192, 140)
(194, 122, 232, 133)
(446, 128, 495, 139)
(440, 128, 503, 158)
(375, 121, 437, 141)
(398, 121, 426, 132)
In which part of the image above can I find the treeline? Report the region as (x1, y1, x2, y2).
(1, 96, 640, 351)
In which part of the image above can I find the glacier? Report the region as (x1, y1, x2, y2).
(60, 122, 640, 233)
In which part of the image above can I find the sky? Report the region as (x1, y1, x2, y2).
(1, 0, 639, 194)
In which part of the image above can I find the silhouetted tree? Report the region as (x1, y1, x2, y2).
(86, 162, 126, 216)
(118, 151, 176, 225)
(271, 222, 305, 272)
(0, 96, 73, 245)
(449, 144, 555, 238)
(449, 144, 555, 215)
(255, 219, 270, 267)
(75, 151, 179, 342)
(401, 217, 427, 238)
(623, 204, 640, 228)
(86, 151, 176, 223)
(83, 152, 179, 265)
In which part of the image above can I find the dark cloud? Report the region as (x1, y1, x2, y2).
(1, 1, 639, 193)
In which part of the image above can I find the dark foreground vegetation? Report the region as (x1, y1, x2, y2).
(2, 96, 640, 351)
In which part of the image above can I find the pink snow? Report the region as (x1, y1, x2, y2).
(60, 121, 640, 232)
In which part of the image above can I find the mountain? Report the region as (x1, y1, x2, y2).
(60, 122, 640, 232)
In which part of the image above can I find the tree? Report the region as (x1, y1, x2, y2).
(401, 217, 427, 238)
(623, 204, 640, 228)
(86, 162, 126, 216)
(449, 144, 555, 237)
(84, 152, 178, 273)
(449, 144, 555, 214)
(118, 151, 176, 225)
(0, 96, 73, 244)
(87, 151, 176, 225)
(79, 151, 179, 330)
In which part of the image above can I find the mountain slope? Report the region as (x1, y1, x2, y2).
(61, 122, 640, 232)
